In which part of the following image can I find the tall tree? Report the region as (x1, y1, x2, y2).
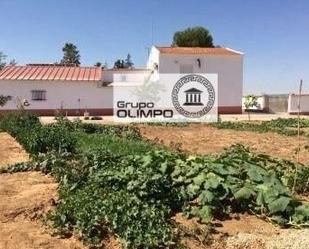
(0, 52, 7, 70)
(113, 59, 125, 69)
(172, 26, 214, 47)
(124, 53, 134, 68)
(61, 43, 81, 66)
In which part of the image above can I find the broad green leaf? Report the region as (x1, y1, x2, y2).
(159, 162, 168, 173)
(234, 186, 254, 200)
(246, 165, 266, 182)
(268, 196, 291, 214)
(198, 206, 213, 223)
(204, 173, 221, 189)
(187, 183, 200, 196)
(193, 173, 206, 186)
(199, 190, 214, 204)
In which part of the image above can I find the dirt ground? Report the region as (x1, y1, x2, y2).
(139, 124, 309, 164)
(0, 131, 85, 249)
(0, 133, 122, 249)
(0, 132, 29, 167)
(0, 172, 86, 249)
(0, 131, 309, 249)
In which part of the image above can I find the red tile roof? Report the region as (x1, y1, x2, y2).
(105, 68, 151, 71)
(0, 65, 102, 81)
(155, 46, 243, 56)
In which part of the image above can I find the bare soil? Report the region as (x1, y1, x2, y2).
(1, 131, 309, 249)
(0, 132, 29, 168)
(0, 131, 86, 249)
(0, 172, 86, 249)
(138, 124, 309, 164)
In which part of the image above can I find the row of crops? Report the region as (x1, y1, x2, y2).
(212, 118, 309, 136)
(1, 112, 309, 248)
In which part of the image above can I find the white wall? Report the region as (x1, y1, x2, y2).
(147, 47, 160, 70)
(288, 94, 309, 113)
(0, 80, 113, 110)
(154, 53, 243, 107)
(103, 70, 151, 83)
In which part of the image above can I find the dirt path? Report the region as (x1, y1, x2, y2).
(0, 132, 29, 168)
(176, 213, 309, 249)
(0, 132, 86, 249)
(139, 124, 309, 164)
(0, 172, 85, 249)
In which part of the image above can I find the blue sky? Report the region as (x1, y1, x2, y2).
(0, 0, 308, 94)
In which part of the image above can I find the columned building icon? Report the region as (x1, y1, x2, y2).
(183, 88, 203, 106)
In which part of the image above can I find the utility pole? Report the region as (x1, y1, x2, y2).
(151, 20, 154, 45)
(297, 79, 303, 163)
(293, 79, 303, 194)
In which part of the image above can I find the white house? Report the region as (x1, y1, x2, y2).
(0, 45, 244, 116)
(147, 46, 244, 114)
(0, 65, 113, 116)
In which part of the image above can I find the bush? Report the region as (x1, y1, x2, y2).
(0, 112, 76, 155)
(53, 116, 142, 140)
(0, 111, 40, 135)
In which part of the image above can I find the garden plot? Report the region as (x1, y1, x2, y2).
(1, 114, 309, 249)
(0, 136, 85, 249)
(139, 123, 309, 164)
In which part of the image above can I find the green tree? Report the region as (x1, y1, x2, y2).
(113, 59, 125, 69)
(94, 62, 102, 67)
(61, 43, 81, 66)
(124, 53, 134, 68)
(0, 52, 7, 70)
(172, 26, 214, 47)
(244, 94, 258, 121)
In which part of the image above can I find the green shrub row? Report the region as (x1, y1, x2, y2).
(0, 112, 76, 154)
(0, 113, 142, 155)
(212, 118, 309, 137)
(54, 116, 142, 139)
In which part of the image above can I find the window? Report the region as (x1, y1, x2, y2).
(31, 90, 46, 101)
(180, 64, 193, 74)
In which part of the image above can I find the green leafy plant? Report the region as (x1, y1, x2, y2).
(243, 94, 258, 121)
(2, 113, 309, 248)
(212, 118, 309, 137)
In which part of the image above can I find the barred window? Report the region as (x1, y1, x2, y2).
(31, 90, 46, 101)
